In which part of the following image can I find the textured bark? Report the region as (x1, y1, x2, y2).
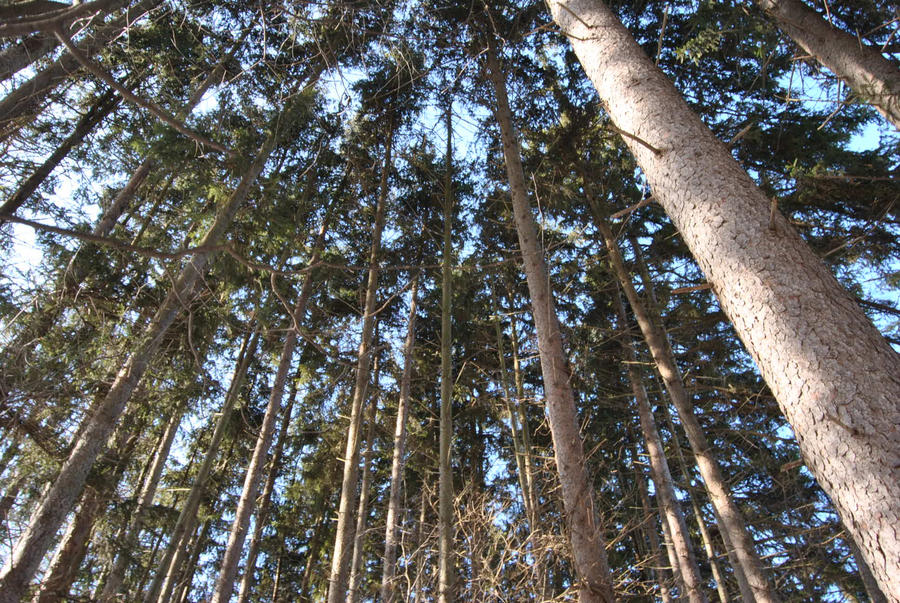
(236, 376, 300, 603)
(438, 100, 455, 603)
(755, 0, 900, 130)
(551, 0, 900, 597)
(485, 46, 614, 603)
(598, 217, 780, 603)
(613, 291, 707, 603)
(1, 88, 120, 218)
(0, 0, 162, 140)
(211, 198, 330, 603)
(380, 274, 419, 603)
(326, 122, 393, 603)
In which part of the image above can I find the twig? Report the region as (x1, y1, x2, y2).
(671, 283, 711, 295)
(610, 196, 655, 220)
(53, 25, 231, 155)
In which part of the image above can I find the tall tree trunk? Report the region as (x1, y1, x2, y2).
(347, 354, 380, 603)
(146, 329, 259, 603)
(754, 0, 900, 130)
(172, 519, 210, 603)
(596, 217, 780, 603)
(210, 189, 331, 603)
(550, 1, 900, 596)
(99, 397, 188, 602)
(634, 453, 675, 603)
(381, 273, 419, 603)
(326, 120, 394, 603)
(235, 375, 301, 603)
(0, 0, 162, 141)
(613, 290, 708, 603)
(1, 88, 120, 219)
(485, 46, 614, 603)
(438, 99, 455, 603)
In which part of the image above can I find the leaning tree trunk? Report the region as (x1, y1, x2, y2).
(597, 217, 780, 603)
(485, 46, 614, 603)
(754, 0, 900, 130)
(550, 0, 900, 597)
(613, 290, 708, 603)
(438, 99, 455, 603)
(236, 375, 301, 603)
(0, 112, 286, 603)
(634, 451, 675, 603)
(1, 88, 120, 219)
(380, 273, 419, 602)
(326, 120, 394, 603)
(210, 185, 332, 603)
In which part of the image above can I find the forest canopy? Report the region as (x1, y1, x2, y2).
(0, 0, 898, 601)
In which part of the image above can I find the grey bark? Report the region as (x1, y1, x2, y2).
(634, 454, 675, 603)
(755, 0, 900, 130)
(326, 121, 393, 603)
(551, 0, 900, 597)
(485, 46, 614, 603)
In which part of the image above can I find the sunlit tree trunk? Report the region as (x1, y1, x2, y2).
(550, 1, 900, 596)
(754, 0, 900, 130)
(438, 99, 455, 603)
(381, 274, 419, 602)
(634, 452, 675, 603)
(326, 120, 394, 603)
(485, 46, 614, 602)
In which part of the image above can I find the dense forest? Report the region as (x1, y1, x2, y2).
(0, 0, 898, 601)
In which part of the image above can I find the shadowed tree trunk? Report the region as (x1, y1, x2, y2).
(485, 45, 614, 602)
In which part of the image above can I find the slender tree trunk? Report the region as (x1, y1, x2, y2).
(236, 376, 301, 603)
(613, 290, 708, 603)
(508, 309, 540, 525)
(210, 193, 331, 603)
(551, 1, 900, 596)
(596, 217, 780, 603)
(99, 398, 187, 601)
(0, 33, 58, 83)
(326, 120, 394, 603)
(347, 356, 380, 603)
(146, 329, 259, 603)
(172, 519, 210, 603)
(438, 100, 455, 603)
(635, 456, 675, 603)
(0, 0, 162, 140)
(300, 495, 330, 601)
(754, 0, 900, 130)
(1, 89, 120, 219)
(381, 274, 419, 603)
(485, 46, 614, 602)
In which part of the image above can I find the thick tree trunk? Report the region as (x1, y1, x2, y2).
(438, 100, 455, 603)
(485, 46, 614, 603)
(210, 196, 331, 603)
(381, 274, 419, 603)
(551, 0, 900, 597)
(236, 376, 301, 603)
(613, 291, 708, 603)
(146, 329, 258, 603)
(755, 0, 900, 130)
(1, 89, 120, 219)
(326, 121, 394, 603)
(347, 361, 379, 603)
(598, 217, 780, 603)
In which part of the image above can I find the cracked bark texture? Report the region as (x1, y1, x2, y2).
(549, 0, 900, 598)
(754, 0, 900, 130)
(486, 46, 614, 603)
